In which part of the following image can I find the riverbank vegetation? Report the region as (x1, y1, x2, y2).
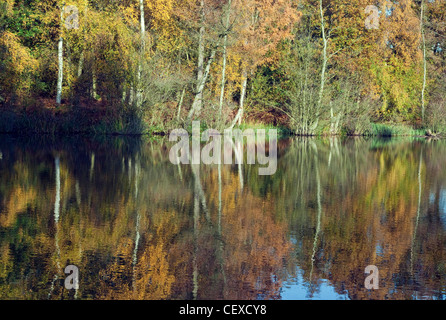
(0, 0, 445, 136)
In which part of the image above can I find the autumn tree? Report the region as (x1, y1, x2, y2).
(0, 0, 37, 104)
(185, 0, 225, 121)
(422, 0, 446, 132)
(230, 0, 300, 127)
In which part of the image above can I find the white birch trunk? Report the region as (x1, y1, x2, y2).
(77, 51, 84, 77)
(188, 49, 217, 121)
(136, 0, 146, 110)
(139, 0, 146, 50)
(92, 68, 97, 99)
(219, 0, 232, 116)
(229, 68, 247, 129)
(89, 152, 95, 182)
(129, 86, 135, 106)
(56, 7, 64, 105)
(238, 69, 247, 126)
(177, 88, 186, 122)
(318, 0, 327, 113)
(196, 0, 205, 115)
(420, 0, 427, 122)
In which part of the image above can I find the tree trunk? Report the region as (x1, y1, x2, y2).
(196, 0, 205, 115)
(129, 86, 135, 106)
(77, 6, 87, 79)
(219, 0, 232, 117)
(137, 0, 146, 110)
(77, 51, 84, 77)
(139, 0, 146, 51)
(238, 69, 247, 126)
(122, 87, 127, 104)
(420, 0, 427, 122)
(56, 6, 64, 105)
(89, 152, 95, 182)
(177, 87, 186, 122)
(92, 67, 98, 99)
(229, 68, 247, 128)
(317, 0, 327, 112)
(188, 49, 217, 121)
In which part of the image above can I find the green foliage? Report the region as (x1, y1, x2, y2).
(368, 123, 427, 137)
(370, 56, 424, 121)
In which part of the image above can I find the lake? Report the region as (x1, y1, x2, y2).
(0, 135, 445, 300)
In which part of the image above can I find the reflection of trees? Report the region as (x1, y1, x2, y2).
(309, 141, 322, 297)
(277, 138, 446, 300)
(48, 156, 62, 300)
(213, 169, 292, 300)
(0, 136, 294, 300)
(410, 150, 423, 275)
(2, 136, 446, 300)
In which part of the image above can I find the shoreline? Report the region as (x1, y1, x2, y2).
(0, 107, 442, 139)
(0, 129, 442, 139)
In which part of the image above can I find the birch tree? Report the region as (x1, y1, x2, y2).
(56, 4, 64, 105)
(219, 0, 233, 117)
(196, 0, 205, 115)
(186, 0, 222, 121)
(230, 0, 300, 128)
(420, 0, 427, 122)
(187, 49, 217, 121)
(317, 0, 327, 114)
(136, 0, 146, 110)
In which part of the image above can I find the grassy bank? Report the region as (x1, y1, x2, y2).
(0, 105, 147, 135)
(0, 107, 442, 138)
(366, 123, 429, 137)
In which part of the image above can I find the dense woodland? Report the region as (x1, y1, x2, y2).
(0, 0, 445, 135)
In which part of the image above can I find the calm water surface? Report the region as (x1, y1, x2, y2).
(0, 135, 446, 300)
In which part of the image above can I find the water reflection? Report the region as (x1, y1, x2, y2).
(0, 135, 446, 300)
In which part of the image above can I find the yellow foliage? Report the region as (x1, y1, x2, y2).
(146, 0, 174, 27)
(0, 31, 38, 99)
(146, 0, 187, 54)
(211, 51, 243, 100)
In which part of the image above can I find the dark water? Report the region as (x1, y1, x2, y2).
(0, 135, 446, 300)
